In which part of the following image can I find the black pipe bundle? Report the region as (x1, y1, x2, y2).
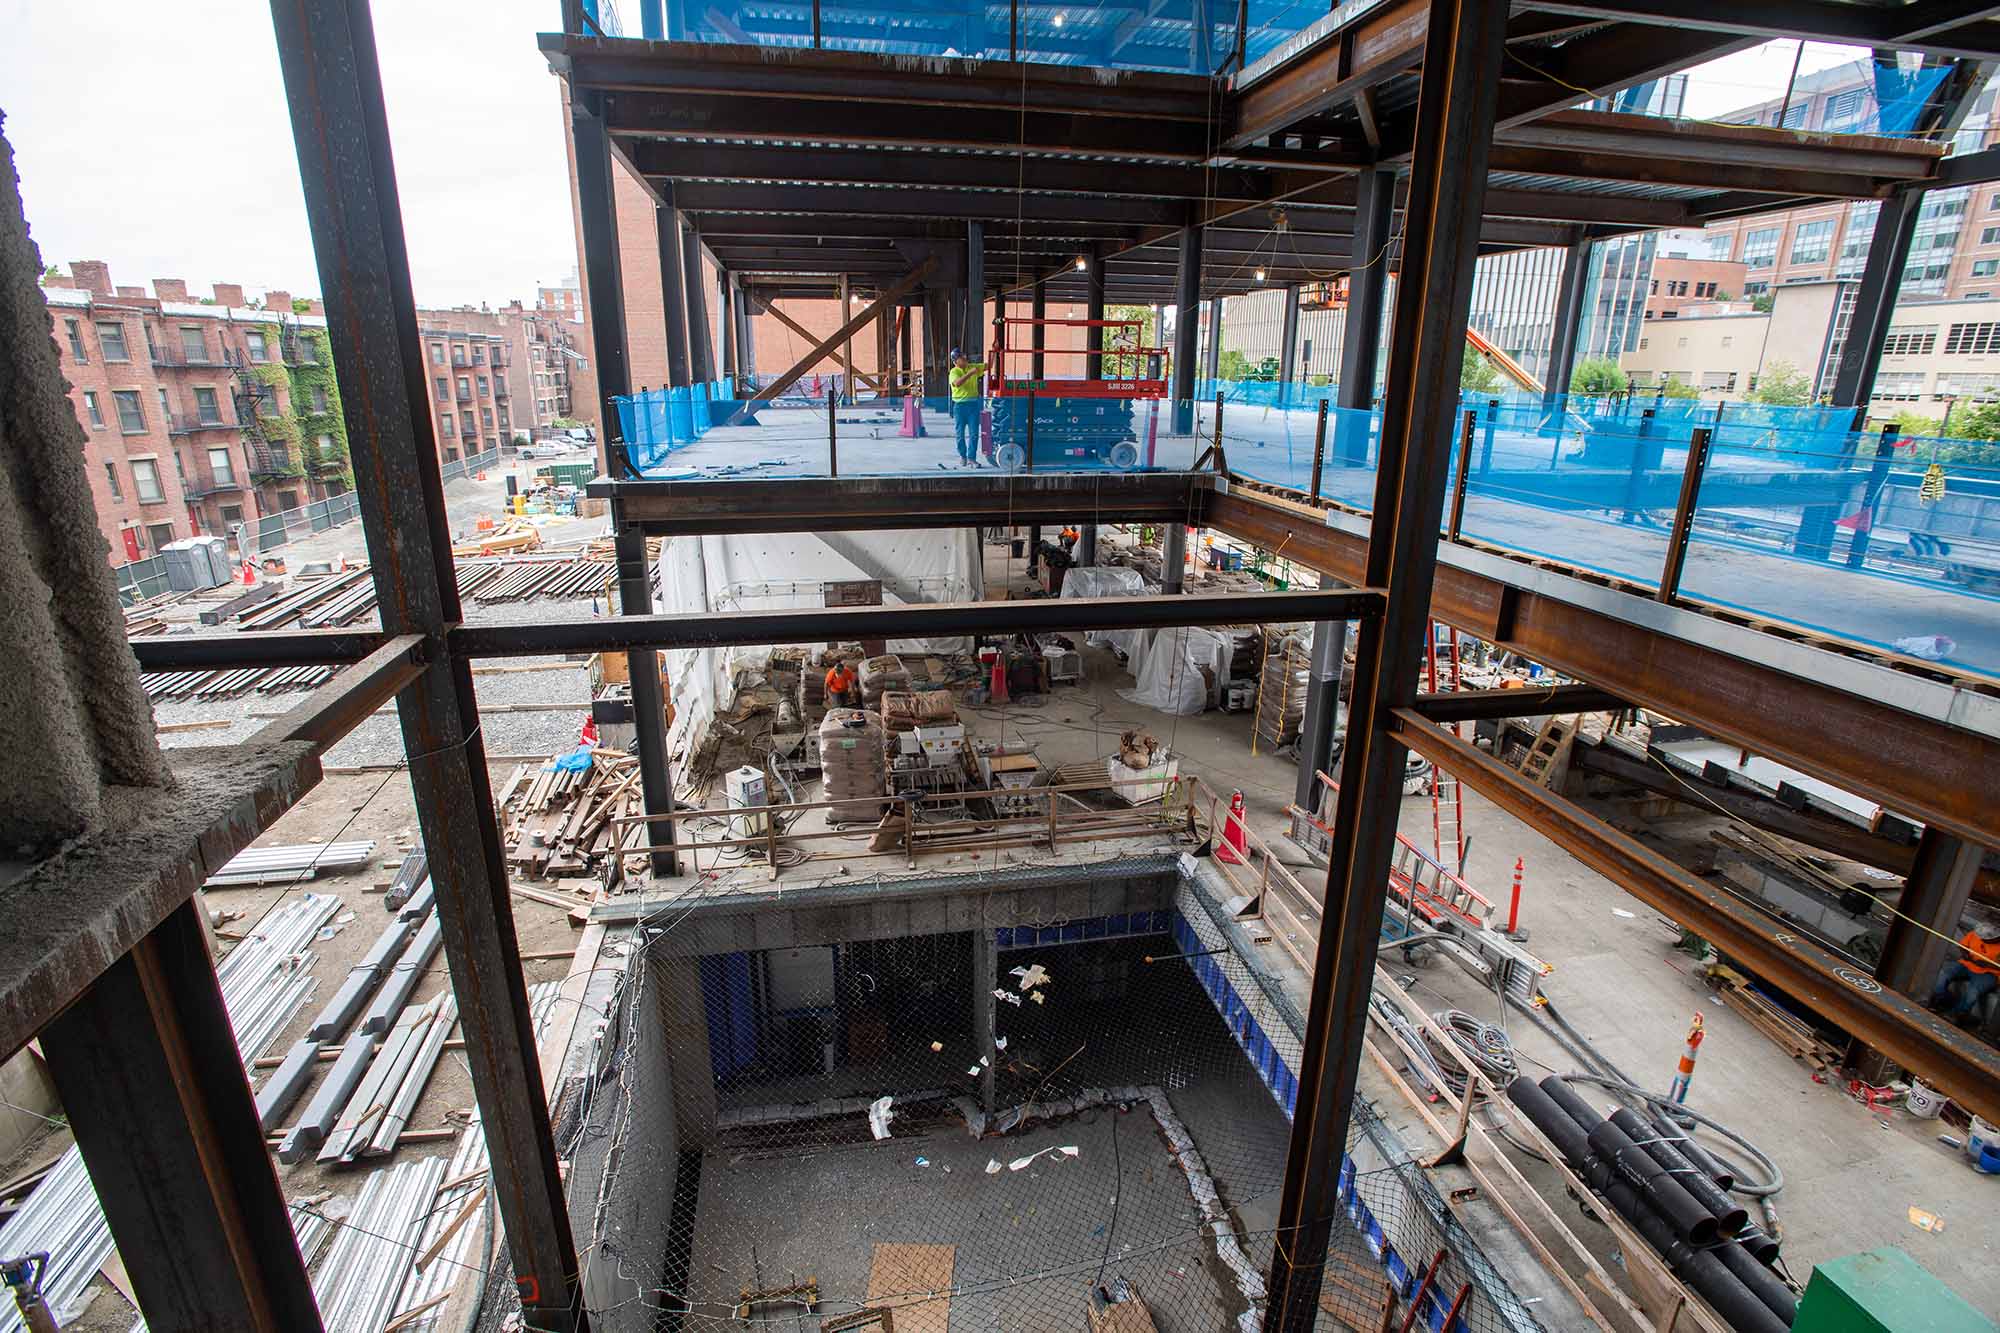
(1540, 1077, 1719, 1245)
(1506, 1076, 1794, 1333)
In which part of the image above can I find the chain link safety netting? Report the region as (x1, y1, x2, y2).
(564, 868, 1545, 1333)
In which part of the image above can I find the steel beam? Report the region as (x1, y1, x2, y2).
(1335, 170, 1392, 423)
(1277, 283, 1300, 404)
(1879, 829, 1984, 999)
(615, 515, 678, 878)
(966, 221, 985, 360)
(1413, 682, 1625, 722)
(1266, 2, 1509, 1325)
(1171, 223, 1201, 433)
(1203, 487, 2000, 848)
(1391, 709, 2000, 1123)
(132, 625, 389, 670)
(657, 204, 693, 388)
(1085, 249, 1107, 379)
(43, 900, 321, 1331)
(454, 589, 1380, 659)
(270, 2, 586, 1325)
(1831, 188, 1924, 407)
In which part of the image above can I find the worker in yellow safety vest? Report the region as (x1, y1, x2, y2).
(949, 348, 987, 466)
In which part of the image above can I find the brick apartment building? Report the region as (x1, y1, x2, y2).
(527, 277, 585, 428)
(1644, 256, 1750, 321)
(41, 262, 350, 567)
(411, 305, 540, 459)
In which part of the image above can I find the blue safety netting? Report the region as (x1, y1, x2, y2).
(590, 0, 1326, 77)
(611, 380, 735, 473)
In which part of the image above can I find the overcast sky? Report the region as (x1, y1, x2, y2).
(0, 8, 1940, 311)
(1, 0, 578, 309)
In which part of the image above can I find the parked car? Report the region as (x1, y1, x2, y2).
(516, 441, 575, 460)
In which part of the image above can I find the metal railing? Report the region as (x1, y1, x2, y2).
(150, 344, 235, 368)
(167, 411, 235, 436)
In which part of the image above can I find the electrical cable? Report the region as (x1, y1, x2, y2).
(1093, 1099, 1124, 1290)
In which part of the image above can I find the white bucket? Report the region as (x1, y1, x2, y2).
(1967, 1114, 1997, 1160)
(1907, 1078, 1946, 1119)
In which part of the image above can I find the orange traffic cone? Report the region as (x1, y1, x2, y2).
(988, 652, 1010, 704)
(1217, 790, 1248, 864)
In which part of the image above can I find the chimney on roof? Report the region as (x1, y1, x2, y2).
(115, 286, 145, 298)
(153, 278, 189, 302)
(305, 298, 324, 315)
(70, 260, 112, 296)
(212, 282, 246, 308)
(264, 289, 292, 314)
(41, 274, 74, 289)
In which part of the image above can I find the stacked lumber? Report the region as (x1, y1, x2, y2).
(1255, 630, 1309, 749)
(498, 751, 647, 879)
(1706, 963, 1844, 1076)
(450, 518, 540, 558)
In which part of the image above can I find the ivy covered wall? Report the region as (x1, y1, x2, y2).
(247, 322, 352, 494)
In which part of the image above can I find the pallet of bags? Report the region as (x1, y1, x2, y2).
(858, 654, 910, 705)
(819, 709, 889, 823)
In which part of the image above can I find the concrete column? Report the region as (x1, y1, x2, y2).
(1294, 616, 1347, 813)
(1542, 238, 1591, 410)
(1079, 523, 1098, 566)
(975, 929, 997, 1112)
(655, 206, 692, 388)
(1162, 521, 1186, 594)
(1278, 283, 1301, 405)
(1171, 223, 1202, 433)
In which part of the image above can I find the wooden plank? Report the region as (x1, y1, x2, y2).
(865, 1242, 955, 1333)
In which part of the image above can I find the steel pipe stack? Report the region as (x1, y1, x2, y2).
(1506, 1076, 1795, 1332)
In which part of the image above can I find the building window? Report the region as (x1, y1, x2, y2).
(1870, 371, 1927, 400)
(1700, 371, 1738, 392)
(193, 386, 222, 423)
(1945, 321, 2000, 355)
(1720, 336, 1733, 348)
(178, 326, 206, 362)
(279, 489, 301, 511)
(460, 411, 475, 436)
(1789, 219, 1835, 265)
(473, 345, 485, 364)
(457, 376, 471, 399)
(143, 522, 174, 553)
(297, 337, 318, 364)
(64, 318, 88, 363)
(435, 376, 449, 401)
(481, 407, 494, 428)
(1977, 260, 2000, 278)
(103, 462, 121, 498)
(317, 433, 334, 457)
(112, 389, 145, 433)
(131, 458, 165, 503)
(430, 342, 445, 366)
(207, 446, 236, 487)
(220, 504, 244, 525)
(82, 390, 104, 428)
(477, 376, 488, 396)
(254, 383, 280, 415)
(441, 414, 455, 438)
(311, 386, 329, 413)
(1936, 374, 2000, 399)
(245, 329, 269, 362)
(96, 321, 130, 361)
(452, 344, 467, 366)
(269, 437, 291, 466)
(1676, 336, 1690, 348)
(1882, 326, 1938, 356)
(1741, 228, 1780, 269)
(1638, 338, 1648, 350)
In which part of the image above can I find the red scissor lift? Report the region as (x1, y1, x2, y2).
(986, 315, 1169, 470)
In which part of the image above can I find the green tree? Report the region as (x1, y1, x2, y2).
(1461, 345, 1502, 394)
(1751, 293, 1774, 313)
(1890, 409, 1943, 437)
(1658, 378, 1700, 400)
(41, 262, 60, 281)
(1569, 356, 1628, 395)
(1948, 403, 2000, 442)
(1215, 349, 1254, 381)
(1751, 360, 1811, 406)
(1713, 290, 1733, 303)
(292, 297, 313, 314)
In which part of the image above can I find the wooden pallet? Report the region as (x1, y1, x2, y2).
(1517, 715, 1576, 788)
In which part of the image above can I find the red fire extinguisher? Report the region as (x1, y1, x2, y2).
(1218, 789, 1249, 865)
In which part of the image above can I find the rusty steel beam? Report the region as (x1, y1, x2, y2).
(1390, 708, 2000, 1123)
(1203, 487, 2000, 847)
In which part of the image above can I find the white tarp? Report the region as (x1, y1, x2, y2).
(655, 528, 983, 759)
(1120, 625, 1230, 716)
(1056, 565, 1151, 660)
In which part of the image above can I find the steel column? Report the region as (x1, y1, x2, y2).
(1278, 283, 1301, 405)
(682, 217, 714, 386)
(1085, 249, 1107, 380)
(1172, 223, 1201, 433)
(1335, 168, 1394, 462)
(43, 900, 320, 1331)
(1831, 188, 1924, 407)
(1265, 1, 1510, 1327)
(1079, 523, 1098, 566)
(1158, 522, 1186, 595)
(719, 269, 738, 388)
(657, 204, 693, 388)
(1293, 617, 1347, 812)
(899, 299, 914, 396)
(1205, 295, 1224, 385)
(569, 93, 629, 476)
(966, 222, 986, 361)
(1543, 238, 1591, 409)
(615, 520, 679, 878)
(734, 272, 756, 383)
(1030, 280, 1046, 381)
(839, 273, 853, 402)
(1880, 829, 1983, 998)
(270, 3, 587, 1325)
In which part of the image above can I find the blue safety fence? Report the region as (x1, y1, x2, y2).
(611, 381, 738, 472)
(592, 0, 1329, 77)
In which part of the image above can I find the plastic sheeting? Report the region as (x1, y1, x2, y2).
(1056, 565, 1153, 660)
(1120, 625, 1230, 716)
(654, 528, 984, 760)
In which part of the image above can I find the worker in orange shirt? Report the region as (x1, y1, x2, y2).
(1929, 926, 2000, 1025)
(824, 660, 858, 710)
(1060, 525, 1080, 553)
